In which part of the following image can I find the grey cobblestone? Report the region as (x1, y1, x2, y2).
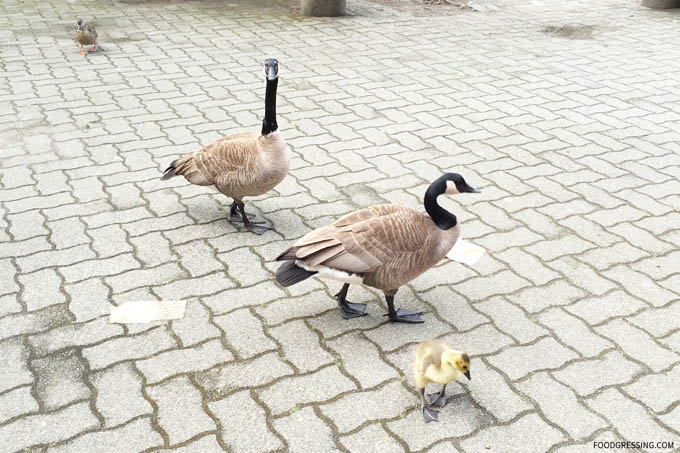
(82, 327, 177, 370)
(208, 390, 283, 452)
(487, 337, 578, 380)
(31, 350, 90, 410)
(91, 362, 153, 427)
(50, 418, 163, 453)
(273, 406, 341, 452)
(147, 375, 215, 445)
(553, 351, 644, 397)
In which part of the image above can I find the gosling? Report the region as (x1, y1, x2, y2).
(413, 340, 471, 423)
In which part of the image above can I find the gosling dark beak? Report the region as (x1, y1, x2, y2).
(464, 370, 471, 380)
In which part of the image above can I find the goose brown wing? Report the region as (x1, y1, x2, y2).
(292, 204, 434, 274)
(191, 132, 260, 178)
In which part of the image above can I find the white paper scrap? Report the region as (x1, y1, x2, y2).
(446, 239, 486, 265)
(110, 300, 187, 324)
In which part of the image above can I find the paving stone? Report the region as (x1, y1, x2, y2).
(60, 253, 141, 284)
(578, 242, 649, 271)
(196, 352, 293, 400)
(273, 406, 341, 452)
(547, 256, 619, 296)
(537, 308, 612, 358)
(420, 286, 489, 331)
(459, 413, 565, 453)
(517, 372, 607, 438)
(320, 381, 413, 433)
(82, 327, 177, 370)
(51, 418, 163, 452)
(208, 280, 287, 317)
(596, 319, 679, 373)
(208, 390, 283, 452)
(269, 320, 334, 373)
(106, 262, 186, 294)
(487, 337, 578, 381)
(31, 350, 90, 410)
(340, 424, 404, 453)
(553, 351, 644, 396)
(565, 290, 648, 325)
(496, 247, 560, 285)
(0, 386, 39, 424)
(0, 259, 19, 295)
(212, 308, 277, 359)
(507, 280, 586, 313)
(18, 268, 65, 311)
(92, 362, 153, 427)
(147, 375, 215, 445)
(0, 338, 33, 393)
(587, 388, 675, 444)
(136, 339, 234, 384)
(258, 365, 356, 416)
(0, 402, 98, 451)
(611, 222, 675, 255)
(168, 301, 221, 347)
(159, 434, 223, 453)
(327, 332, 399, 389)
(388, 393, 489, 451)
(623, 364, 680, 414)
(475, 297, 547, 344)
(659, 405, 680, 433)
(452, 270, 531, 302)
(363, 313, 451, 353)
(603, 265, 679, 308)
(64, 277, 111, 322)
(88, 223, 133, 258)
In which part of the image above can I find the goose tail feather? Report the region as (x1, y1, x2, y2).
(160, 166, 177, 180)
(276, 260, 316, 287)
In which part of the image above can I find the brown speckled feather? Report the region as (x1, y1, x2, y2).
(169, 130, 289, 200)
(291, 204, 460, 291)
(75, 23, 97, 46)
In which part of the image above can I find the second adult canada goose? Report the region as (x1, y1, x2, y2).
(161, 58, 290, 234)
(275, 173, 480, 323)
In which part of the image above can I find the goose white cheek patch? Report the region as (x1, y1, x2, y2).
(447, 239, 485, 265)
(110, 300, 186, 324)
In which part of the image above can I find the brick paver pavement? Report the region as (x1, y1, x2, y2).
(1, 0, 679, 450)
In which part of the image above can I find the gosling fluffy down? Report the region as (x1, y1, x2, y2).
(413, 339, 471, 423)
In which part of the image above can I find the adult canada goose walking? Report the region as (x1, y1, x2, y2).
(275, 173, 480, 323)
(75, 19, 97, 55)
(161, 58, 290, 234)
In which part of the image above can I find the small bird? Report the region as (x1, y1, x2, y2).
(413, 340, 471, 423)
(275, 173, 480, 323)
(75, 19, 97, 55)
(161, 58, 290, 235)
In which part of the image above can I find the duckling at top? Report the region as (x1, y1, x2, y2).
(75, 19, 98, 55)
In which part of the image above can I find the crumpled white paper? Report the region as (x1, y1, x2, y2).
(446, 239, 486, 265)
(110, 300, 186, 324)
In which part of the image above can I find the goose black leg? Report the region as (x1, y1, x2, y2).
(334, 283, 366, 319)
(420, 388, 439, 423)
(234, 201, 271, 235)
(228, 201, 255, 222)
(383, 295, 423, 323)
(428, 384, 447, 407)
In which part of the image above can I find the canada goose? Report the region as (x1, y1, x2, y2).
(75, 19, 97, 55)
(414, 339, 471, 423)
(161, 58, 290, 235)
(275, 173, 480, 323)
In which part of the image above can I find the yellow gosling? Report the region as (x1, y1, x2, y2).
(413, 339, 471, 423)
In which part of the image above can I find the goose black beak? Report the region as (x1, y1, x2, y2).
(464, 370, 471, 380)
(469, 188, 481, 193)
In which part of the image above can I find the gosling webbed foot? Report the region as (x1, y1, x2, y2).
(428, 393, 447, 407)
(422, 406, 439, 423)
(338, 300, 367, 319)
(384, 308, 424, 324)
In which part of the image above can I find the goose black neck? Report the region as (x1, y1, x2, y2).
(424, 183, 457, 230)
(261, 77, 278, 136)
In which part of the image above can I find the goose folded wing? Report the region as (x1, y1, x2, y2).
(293, 205, 432, 274)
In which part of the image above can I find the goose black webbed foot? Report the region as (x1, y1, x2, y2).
(384, 295, 424, 324)
(422, 406, 439, 423)
(384, 308, 424, 324)
(234, 202, 272, 235)
(228, 202, 255, 222)
(335, 283, 366, 319)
